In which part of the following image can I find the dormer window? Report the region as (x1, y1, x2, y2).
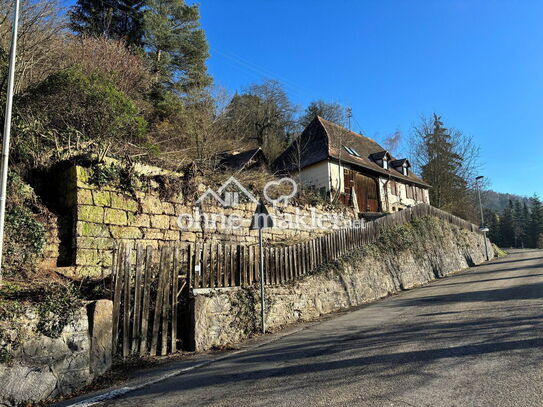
(390, 158, 411, 176)
(370, 150, 391, 169)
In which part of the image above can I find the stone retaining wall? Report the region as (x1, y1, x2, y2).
(60, 164, 356, 277)
(0, 300, 112, 406)
(190, 217, 493, 351)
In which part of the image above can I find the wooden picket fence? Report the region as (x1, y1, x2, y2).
(111, 203, 482, 356)
(111, 244, 188, 358)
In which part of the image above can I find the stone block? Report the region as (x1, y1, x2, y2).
(142, 228, 164, 240)
(163, 202, 176, 215)
(77, 189, 94, 205)
(88, 300, 112, 377)
(164, 230, 180, 240)
(77, 249, 102, 266)
(128, 213, 150, 228)
(77, 205, 104, 223)
(92, 190, 111, 206)
(180, 232, 197, 242)
(141, 194, 164, 214)
(109, 225, 143, 239)
(75, 166, 95, 189)
(104, 208, 128, 225)
(111, 193, 138, 212)
(151, 214, 170, 229)
(78, 237, 114, 250)
(77, 221, 110, 238)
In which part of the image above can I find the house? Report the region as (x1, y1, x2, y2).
(217, 148, 267, 172)
(273, 116, 431, 214)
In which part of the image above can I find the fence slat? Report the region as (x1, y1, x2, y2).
(194, 243, 201, 288)
(150, 246, 168, 357)
(202, 243, 209, 288)
(111, 245, 123, 354)
(161, 248, 172, 356)
(171, 246, 179, 353)
(209, 243, 216, 289)
(122, 246, 132, 359)
(139, 246, 153, 356)
(132, 245, 144, 354)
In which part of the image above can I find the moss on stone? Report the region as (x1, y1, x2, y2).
(78, 237, 113, 250)
(77, 205, 104, 223)
(77, 189, 94, 205)
(110, 193, 137, 212)
(103, 208, 128, 225)
(150, 214, 170, 229)
(77, 221, 110, 238)
(92, 190, 111, 207)
(109, 226, 142, 239)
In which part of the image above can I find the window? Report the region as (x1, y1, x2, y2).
(383, 159, 388, 169)
(343, 145, 361, 157)
(402, 167, 408, 176)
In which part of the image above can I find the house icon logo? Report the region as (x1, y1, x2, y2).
(196, 176, 258, 207)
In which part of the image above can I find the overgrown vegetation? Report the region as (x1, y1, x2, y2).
(3, 173, 48, 276)
(36, 283, 82, 338)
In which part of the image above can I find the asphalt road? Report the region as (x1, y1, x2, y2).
(102, 249, 543, 407)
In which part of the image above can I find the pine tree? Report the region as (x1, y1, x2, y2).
(299, 100, 346, 128)
(421, 114, 467, 213)
(529, 195, 543, 248)
(499, 200, 515, 248)
(143, 0, 211, 93)
(69, 0, 145, 47)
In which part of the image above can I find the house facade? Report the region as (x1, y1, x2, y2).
(273, 116, 430, 213)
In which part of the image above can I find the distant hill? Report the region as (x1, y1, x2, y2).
(482, 190, 532, 212)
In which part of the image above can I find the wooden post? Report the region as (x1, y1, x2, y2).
(150, 246, 168, 357)
(171, 246, 179, 353)
(161, 248, 172, 356)
(132, 244, 144, 354)
(139, 246, 153, 356)
(112, 244, 124, 355)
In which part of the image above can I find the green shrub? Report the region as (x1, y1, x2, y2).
(15, 67, 148, 167)
(3, 172, 46, 275)
(37, 284, 82, 338)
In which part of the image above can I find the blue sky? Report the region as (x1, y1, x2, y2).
(194, 0, 543, 197)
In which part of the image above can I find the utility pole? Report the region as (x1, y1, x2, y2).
(250, 200, 273, 333)
(346, 107, 352, 131)
(475, 175, 489, 261)
(0, 0, 21, 286)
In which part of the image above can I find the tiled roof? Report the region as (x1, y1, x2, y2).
(273, 116, 431, 188)
(219, 148, 267, 171)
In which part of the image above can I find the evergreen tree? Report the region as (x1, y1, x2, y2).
(299, 100, 346, 128)
(69, 0, 145, 46)
(484, 208, 502, 247)
(499, 200, 515, 247)
(420, 114, 467, 214)
(529, 195, 543, 248)
(512, 200, 524, 247)
(143, 0, 211, 94)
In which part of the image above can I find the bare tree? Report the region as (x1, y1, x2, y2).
(0, 0, 65, 94)
(383, 130, 402, 156)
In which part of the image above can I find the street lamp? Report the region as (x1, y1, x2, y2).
(0, 0, 21, 286)
(475, 175, 489, 261)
